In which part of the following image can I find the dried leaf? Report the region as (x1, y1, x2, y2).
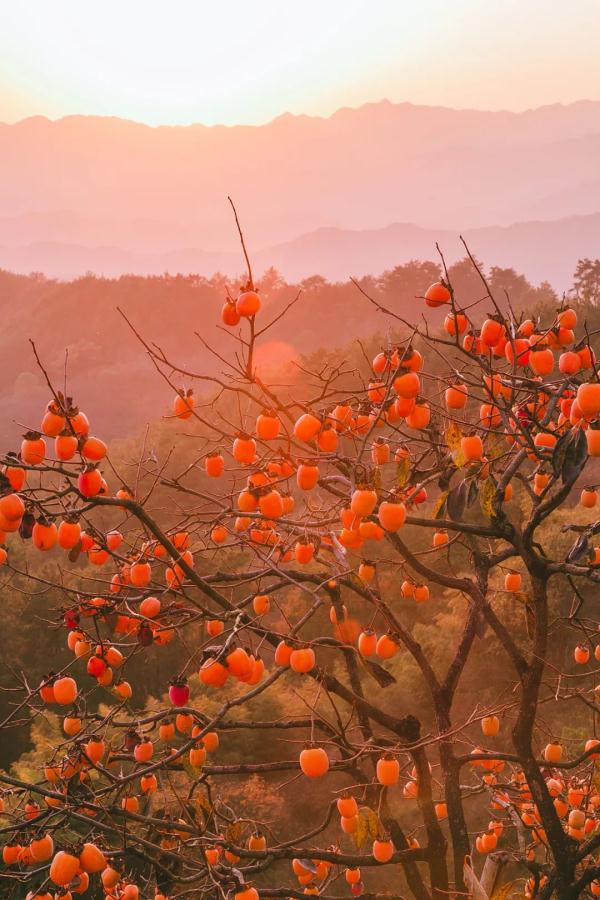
(372, 467, 382, 492)
(567, 534, 589, 564)
(68, 541, 82, 563)
(445, 421, 466, 467)
(552, 428, 573, 477)
(19, 512, 35, 539)
(562, 427, 588, 485)
(445, 420, 463, 452)
(361, 658, 397, 687)
(431, 491, 448, 519)
(396, 457, 410, 488)
(352, 809, 380, 851)
(447, 480, 467, 521)
(467, 478, 479, 508)
(479, 477, 498, 518)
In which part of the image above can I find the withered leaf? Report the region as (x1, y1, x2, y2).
(361, 658, 397, 687)
(447, 479, 467, 521)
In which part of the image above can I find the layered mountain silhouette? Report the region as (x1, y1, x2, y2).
(0, 100, 598, 288)
(0, 214, 595, 289)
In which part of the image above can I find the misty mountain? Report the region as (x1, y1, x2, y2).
(0, 99, 598, 271)
(0, 212, 597, 291)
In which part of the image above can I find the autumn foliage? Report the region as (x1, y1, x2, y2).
(3, 229, 600, 900)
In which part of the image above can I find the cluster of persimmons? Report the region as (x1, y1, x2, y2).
(3, 257, 600, 900)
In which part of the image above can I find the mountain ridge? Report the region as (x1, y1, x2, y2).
(0, 98, 598, 281)
(2, 97, 599, 130)
(0, 211, 597, 290)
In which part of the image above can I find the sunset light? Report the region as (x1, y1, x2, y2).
(1, 0, 599, 125)
(1, 5, 600, 899)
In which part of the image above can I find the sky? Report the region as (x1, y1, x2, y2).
(0, 0, 598, 126)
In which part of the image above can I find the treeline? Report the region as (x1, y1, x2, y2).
(0, 255, 588, 451)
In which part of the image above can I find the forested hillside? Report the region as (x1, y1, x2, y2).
(0, 256, 568, 450)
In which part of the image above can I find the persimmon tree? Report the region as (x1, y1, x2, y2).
(3, 218, 600, 900)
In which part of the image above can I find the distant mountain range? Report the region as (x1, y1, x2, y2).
(0, 100, 598, 287)
(0, 213, 596, 290)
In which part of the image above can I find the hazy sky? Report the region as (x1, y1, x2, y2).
(1, 0, 598, 125)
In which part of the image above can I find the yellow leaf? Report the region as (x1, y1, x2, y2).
(479, 478, 497, 518)
(431, 491, 448, 519)
(396, 457, 410, 488)
(445, 421, 462, 451)
(352, 808, 380, 850)
(445, 421, 466, 467)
